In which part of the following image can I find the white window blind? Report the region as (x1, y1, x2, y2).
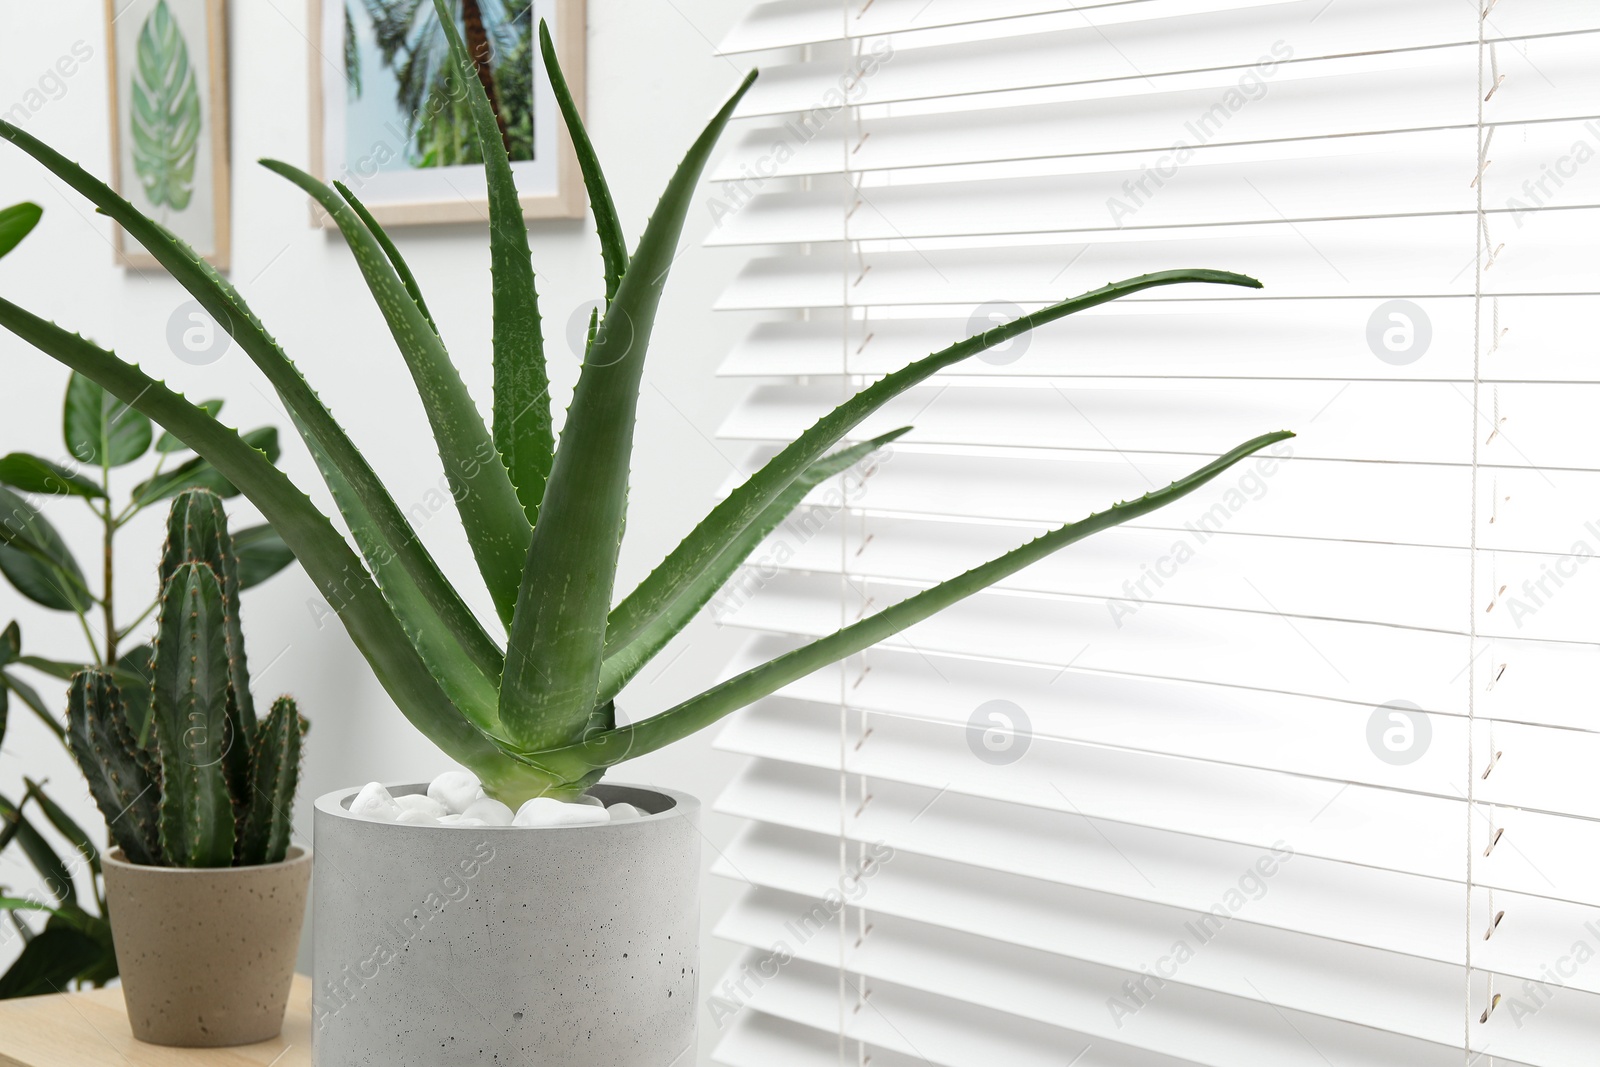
(700, 2, 1600, 1064)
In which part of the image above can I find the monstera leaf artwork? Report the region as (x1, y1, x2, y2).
(130, 0, 201, 213)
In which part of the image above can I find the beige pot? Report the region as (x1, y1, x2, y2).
(103, 847, 310, 1047)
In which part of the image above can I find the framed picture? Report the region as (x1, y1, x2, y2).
(308, 0, 585, 228)
(104, 0, 231, 269)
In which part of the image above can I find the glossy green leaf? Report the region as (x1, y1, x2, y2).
(232, 524, 296, 589)
(0, 926, 103, 997)
(0, 485, 94, 612)
(2, 669, 62, 739)
(531, 432, 1295, 780)
(499, 68, 759, 751)
(540, 20, 626, 302)
(23, 778, 100, 877)
(431, 0, 554, 533)
(155, 397, 222, 452)
(63, 371, 152, 467)
(260, 159, 530, 629)
(597, 428, 911, 704)
(132, 426, 279, 505)
(0, 794, 76, 905)
(0, 621, 16, 666)
(0, 453, 103, 499)
(0, 202, 42, 260)
(0, 294, 511, 775)
(606, 270, 1262, 654)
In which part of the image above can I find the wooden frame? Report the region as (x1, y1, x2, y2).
(104, 0, 231, 270)
(307, 0, 585, 228)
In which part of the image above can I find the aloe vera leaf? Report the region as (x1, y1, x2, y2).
(151, 562, 234, 868)
(605, 269, 1262, 652)
(498, 68, 759, 750)
(597, 428, 910, 704)
(260, 159, 530, 626)
(64, 670, 161, 865)
(0, 298, 510, 774)
(430, 0, 554, 529)
(529, 431, 1294, 779)
(539, 20, 627, 302)
(0, 119, 501, 727)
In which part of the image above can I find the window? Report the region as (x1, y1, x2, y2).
(705, 2, 1600, 1063)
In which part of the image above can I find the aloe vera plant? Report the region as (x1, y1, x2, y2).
(65, 489, 306, 868)
(0, 1, 1291, 806)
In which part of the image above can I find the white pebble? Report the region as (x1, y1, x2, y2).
(395, 794, 449, 818)
(513, 797, 609, 827)
(462, 797, 514, 827)
(350, 782, 400, 822)
(574, 794, 605, 808)
(395, 808, 440, 826)
(606, 803, 644, 822)
(438, 814, 487, 827)
(427, 771, 485, 814)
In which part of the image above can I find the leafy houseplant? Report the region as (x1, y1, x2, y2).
(66, 488, 310, 1048)
(0, 203, 294, 995)
(0, 0, 1290, 808)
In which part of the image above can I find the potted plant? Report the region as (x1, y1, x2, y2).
(0, 2, 1289, 1061)
(0, 199, 297, 995)
(63, 488, 308, 1047)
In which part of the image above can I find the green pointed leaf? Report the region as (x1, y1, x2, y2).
(132, 426, 279, 504)
(0, 293, 509, 775)
(0, 453, 104, 499)
(23, 778, 100, 878)
(333, 183, 438, 335)
(598, 429, 911, 704)
(529, 432, 1295, 779)
(540, 20, 627, 303)
(64, 371, 152, 467)
(0, 621, 17, 666)
(498, 68, 759, 751)
(0, 485, 94, 613)
(3, 669, 63, 740)
(156, 398, 222, 451)
(260, 159, 530, 628)
(607, 270, 1263, 655)
(130, 0, 201, 212)
(0, 202, 42, 260)
(232, 524, 296, 589)
(0, 120, 509, 754)
(430, 0, 554, 531)
(0, 794, 76, 904)
(0, 926, 103, 997)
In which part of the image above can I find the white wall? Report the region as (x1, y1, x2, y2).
(0, 3, 754, 1061)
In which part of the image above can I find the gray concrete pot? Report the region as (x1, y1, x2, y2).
(312, 782, 700, 1066)
(104, 847, 310, 1047)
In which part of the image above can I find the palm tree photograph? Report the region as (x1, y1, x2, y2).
(345, 0, 536, 170)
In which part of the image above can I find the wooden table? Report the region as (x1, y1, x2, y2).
(0, 975, 311, 1066)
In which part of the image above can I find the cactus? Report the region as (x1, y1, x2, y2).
(64, 489, 306, 868)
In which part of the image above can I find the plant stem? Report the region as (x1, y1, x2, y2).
(100, 467, 116, 665)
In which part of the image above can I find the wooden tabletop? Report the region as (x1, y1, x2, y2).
(0, 975, 310, 1067)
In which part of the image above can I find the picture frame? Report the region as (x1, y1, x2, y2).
(104, 0, 231, 269)
(307, 0, 586, 228)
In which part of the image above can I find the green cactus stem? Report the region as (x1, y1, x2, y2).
(151, 561, 235, 868)
(238, 697, 305, 866)
(64, 670, 161, 865)
(160, 488, 255, 810)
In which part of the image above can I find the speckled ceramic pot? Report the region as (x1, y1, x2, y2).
(311, 783, 700, 1066)
(103, 847, 310, 1046)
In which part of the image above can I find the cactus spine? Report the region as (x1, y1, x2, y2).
(65, 489, 306, 868)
